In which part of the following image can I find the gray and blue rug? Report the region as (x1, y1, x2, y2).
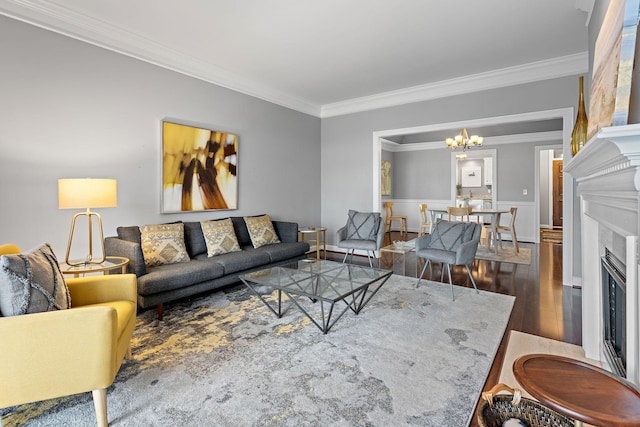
(2, 275, 514, 426)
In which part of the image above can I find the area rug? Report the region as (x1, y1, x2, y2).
(2, 275, 514, 427)
(475, 246, 531, 265)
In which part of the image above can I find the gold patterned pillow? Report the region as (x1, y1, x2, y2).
(201, 218, 241, 257)
(140, 223, 190, 267)
(244, 215, 281, 248)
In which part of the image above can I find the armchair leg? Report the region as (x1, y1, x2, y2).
(366, 251, 373, 268)
(416, 259, 431, 287)
(465, 264, 479, 293)
(342, 250, 350, 264)
(125, 343, 132, 360)
(92, 388, 108, 427)
(445, 264, 454, 301)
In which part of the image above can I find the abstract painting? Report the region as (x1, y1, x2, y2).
(588, 0, 640, 141)
(381, 160, 391, 196)
(162, 121, 238, 212)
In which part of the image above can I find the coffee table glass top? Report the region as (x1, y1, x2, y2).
(240, 260, 392, 333)
(241, 259, 391, 302)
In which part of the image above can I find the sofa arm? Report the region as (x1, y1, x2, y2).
(0, 306, 118, 407)
(105, 236, 146, 276)
(272, 221, 299, 243)
(67, 274, 137, 307)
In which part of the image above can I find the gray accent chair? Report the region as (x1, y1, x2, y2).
(336, 210, 384, 268)
(415, 218, 481, 300)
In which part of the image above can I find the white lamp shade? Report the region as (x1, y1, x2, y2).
(58, 178, 117, 209)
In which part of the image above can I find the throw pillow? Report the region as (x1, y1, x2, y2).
(0, 243, 71, 317)
(244, 215, 281, 248)
(140, 223, 190, 267)
(345, 210, 380, 241)
(201, 218, 241, 257)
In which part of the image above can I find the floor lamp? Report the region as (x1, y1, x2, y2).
(58, 178, 117, 266)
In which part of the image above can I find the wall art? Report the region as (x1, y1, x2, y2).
(162, 121, 238, 212)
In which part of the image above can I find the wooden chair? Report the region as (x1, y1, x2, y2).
(418, 203, 431, 236)
(488, 207, 520, 253)
(383, 201, 407, 237)
(447, 206, 472, 222)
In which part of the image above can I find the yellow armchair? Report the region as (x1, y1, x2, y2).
(0, 244, 137, 427)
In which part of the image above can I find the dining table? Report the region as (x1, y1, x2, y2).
(428, 207, 509, 254)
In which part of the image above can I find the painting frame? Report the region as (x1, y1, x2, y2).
(161, 120, 238, 213)
(461, 166, 482, 188)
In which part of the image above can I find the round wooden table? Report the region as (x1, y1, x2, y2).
(513, 354, 640, 426)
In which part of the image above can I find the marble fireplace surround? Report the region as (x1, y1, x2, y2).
(565, 124, 640, 386)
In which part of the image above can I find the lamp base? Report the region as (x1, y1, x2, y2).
(65, 209, 107, 266)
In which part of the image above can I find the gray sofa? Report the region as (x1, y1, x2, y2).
(105, 216, 309, 319)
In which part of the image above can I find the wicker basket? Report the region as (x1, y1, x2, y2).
(477, 383, 575, 427)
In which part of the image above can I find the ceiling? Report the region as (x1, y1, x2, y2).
(1, 0, 592, 117)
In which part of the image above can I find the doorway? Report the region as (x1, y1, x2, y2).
(538, 146, 563, 244)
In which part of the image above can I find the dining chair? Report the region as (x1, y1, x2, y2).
(383, 201, 407, 237)
(488, 207, 519, 253)
(447, 206, 472, 222)
(418, 203, 431, 236)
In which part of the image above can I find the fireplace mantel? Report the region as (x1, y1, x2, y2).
(564, 123, 640, 386)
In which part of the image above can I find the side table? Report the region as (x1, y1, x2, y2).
(298, 227, 326, 259)
(59, 256, 129, 277)
(380, 241, 413, 275)
(513, 353, 640, 426)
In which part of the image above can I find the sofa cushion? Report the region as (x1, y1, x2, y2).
(230, 217, 252, 247)
(256, 242, 310, 263)
(183, 221, 206, 258)
(117, 225, 142, 245)
(345, 210, 380, 241)
(140, 223, 190, 267)
(0, 243, 71, 316)
(244, 215, 281, 248)
(195, 248, 271, 275)
(201, 218, 241, 257)
(137, 259, 225, 295)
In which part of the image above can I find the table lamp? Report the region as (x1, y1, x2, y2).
(58, 178, 117, 266)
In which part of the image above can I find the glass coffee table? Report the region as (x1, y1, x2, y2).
(240, 260, 392, 334)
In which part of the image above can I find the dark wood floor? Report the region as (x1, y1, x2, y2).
(320, 231, 581, 427)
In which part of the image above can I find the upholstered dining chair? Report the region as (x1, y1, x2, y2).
(336, 210, 383, 268)
(414, 219, 481, 300)
(418, 203, 431, 236)
(0, 244, 137, 427)
(489, 207, 520, 253)
(447, 206, 472, 222)
(383, 201, 407, 237)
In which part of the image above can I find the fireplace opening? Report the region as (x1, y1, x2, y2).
(602, 249, 626, 378)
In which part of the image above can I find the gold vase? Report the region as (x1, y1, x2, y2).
(571, 76, 589, 156)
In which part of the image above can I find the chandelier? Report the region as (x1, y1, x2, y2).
(445, 128, 483, 151)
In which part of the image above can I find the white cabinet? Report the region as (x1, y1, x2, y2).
(484, 157, 493, 185)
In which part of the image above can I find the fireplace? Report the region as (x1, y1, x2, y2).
(564, 124, 640, 387)
(602, 249, 626, 377)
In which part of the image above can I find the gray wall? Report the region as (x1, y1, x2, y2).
(392, 150, 451, 199)
(0, 16, 321, 258)
(321, 78, 579, 248)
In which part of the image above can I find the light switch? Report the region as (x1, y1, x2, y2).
(523, 189, 528, 195)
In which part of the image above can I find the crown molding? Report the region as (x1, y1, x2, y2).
(382, 131, 563, 152)
(1, 0, 588, 119)
(0, 0, 322, 116)
(321, 52, 589, 118)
